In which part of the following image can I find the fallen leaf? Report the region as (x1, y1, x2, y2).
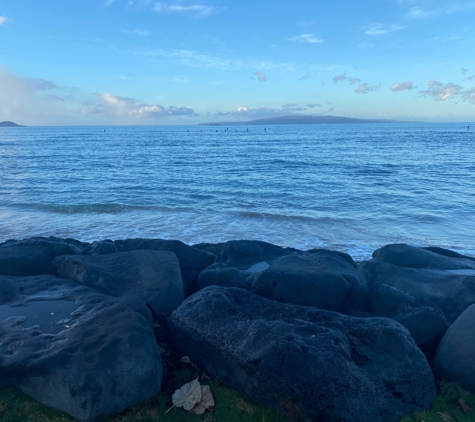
(459, 398, 472, 413)
(436, 412, 455, 422)
(171, 378, 202, 411)
(189, 385, 216, 415)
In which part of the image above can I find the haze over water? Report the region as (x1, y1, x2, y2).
(1, 123, 474, 260)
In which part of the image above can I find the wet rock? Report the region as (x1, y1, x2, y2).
(84, 238, 215, 296)
(250, 249, 369, 313)
(433, 303, 475, 393)
(53, 250, 184, 318)
(168, 286, 436, 422)
(0, 274, 162, 421)
(0, 237, 87, 277)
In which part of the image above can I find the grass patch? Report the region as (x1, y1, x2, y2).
(1, 381, 474, 422)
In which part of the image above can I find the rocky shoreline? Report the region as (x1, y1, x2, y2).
(1, 237, 475, 421)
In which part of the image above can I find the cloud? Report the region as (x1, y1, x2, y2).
(299, 72, 312, 80)
(120, 73, 136, 79)
(354, 83, 381, 94)
(254, 71, 267, 82)
(172, 75, 188, 82)
(461, 87, 475, 105)
(81, 93, 196, 117)
(152, 2, 221, 17)
(140, 48, 294, 71)
(469, 75, 475, 81)
(306, 103, 321, 108)
(105, 0, 116, 5)
(405, 3, 475, 20)
(391, 81, 417, 91)
(348, 78, 361, 85)
(288, 34, 323, 43)
(419, 81, 462, 101)
(122, 29, 150, 36)
(333, 73, 347, 83)
(281, 103, 306, 112)
(364, 23, 406, 35)
(0, 16, 11, 26)
(461, 68, 469, 74)
(328, 107, 335, 112)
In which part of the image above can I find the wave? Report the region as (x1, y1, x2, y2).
(10, 203, 194, 215)
(238, 211, 349, 224)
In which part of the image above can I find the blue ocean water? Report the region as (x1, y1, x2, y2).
(1, 123, 474, 260)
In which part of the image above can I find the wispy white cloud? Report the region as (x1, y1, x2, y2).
(122, 29, 150, 36)
(0, 16, 11, 26)
(461, 68, 469, 74)
(152, 2, 222, 17)
(81, 93, 196, 117)
(405, 2, 475, 20)
(354, 83, 381, 94)
(333, 73, 347, 83)
(172, 75, 188, 82)
(419, 81, 462, 101)
(281, 103, 306, 112)
(105, 0, 116, 6)
(306, 103, 321, 108)
(348, 78, 361, 85)
(299, 73, 312, 80)
(365, 23, 406, 36)
(391, 81, 417, 91)
(461, 87, 475, 105)
(254, 71, 267, 82)
(140, 48, 295, 71)
(288, 34, 323, 43)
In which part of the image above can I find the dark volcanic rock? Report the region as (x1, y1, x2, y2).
(84, 238, 215, 296)
(197, 240, 295, 290)
(53, 250, 184, 317)
(361, 244, 475, 323)
(168, 286, 436, 422)
(250, 249, 369, 313)
(433, 304, 475, 393)
(0, 237, 86, 276)
(0, 274, 162, 421)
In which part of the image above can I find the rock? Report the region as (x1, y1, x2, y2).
(389, 304, 449, 360)
(0, 274, 162, 421)
(197, 240, 296, 290)
(168, 286, 436, 422)
(0, 237, 87, 277)
(433, 304, 475, 393)
(53, 250, 184, 318)
(361, 245, 475, 323)
(84, 238, 215, 296)
(372, 244, 475, 270)
(192, 242, 226, 256)
(250, 249, 369, 313)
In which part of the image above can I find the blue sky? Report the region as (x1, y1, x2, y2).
(0, 0, 474, 125)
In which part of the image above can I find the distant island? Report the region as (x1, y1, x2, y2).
(199, 115, 403, 126)
(0, 121, 26, 127)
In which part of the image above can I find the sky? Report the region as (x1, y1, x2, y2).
(0, 0, 474, 125)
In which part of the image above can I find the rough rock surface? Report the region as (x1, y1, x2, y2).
(197, 240, 293, 290)
(433, 304, 475, 393)
(168, 286, 436, 422)
(250, 249, 369, 313)
(53, 250, 184, 317)
(0, 274, 162, 421)
(84, 238, 215, 296)
(361, 244, 475, 323)
(0, 237, 86, 276)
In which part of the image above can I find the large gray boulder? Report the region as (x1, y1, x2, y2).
(197, 240, 293, 290)
(84, 238, 215, 296)
(433, 304, 475, 393)
(361, 244, 475, 323)
(53, 250, 184, 318)
(0, 237, 87, 276)
(0, 274, 162, 421)
(250, 249, 369, 313)
(168, 286, 436, 422)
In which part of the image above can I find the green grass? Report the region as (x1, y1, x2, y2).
(1, 378, 474, 422)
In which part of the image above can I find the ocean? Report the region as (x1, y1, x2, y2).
(1, 123, 474, 261)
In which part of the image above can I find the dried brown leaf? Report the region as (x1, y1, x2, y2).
(436, 412, 455, 422)
(459, 398, 472, 413)
(189, 385, 216, 415)
(171, 377, 202, 411)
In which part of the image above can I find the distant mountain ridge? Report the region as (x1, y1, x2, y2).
(199, 115, 403, 126)
(0, 121, 26, 127)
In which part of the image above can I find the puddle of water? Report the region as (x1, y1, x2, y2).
(0, 300, 78, 334)
(446, 269, 475, 276)
(246, 262, 270, 273)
